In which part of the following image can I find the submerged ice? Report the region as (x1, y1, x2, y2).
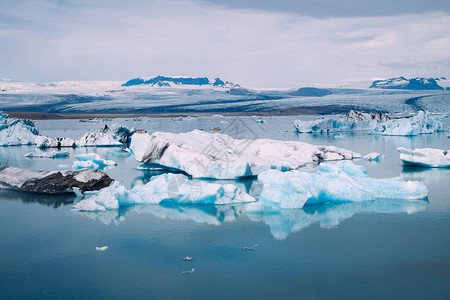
(129, 130, 361, 179)
(253, 161, 428, 209)
(73, 173, 255, 212)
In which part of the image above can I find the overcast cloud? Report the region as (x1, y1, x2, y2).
(0, 0, 449, 88)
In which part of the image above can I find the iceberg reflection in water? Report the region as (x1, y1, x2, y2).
(74, 198, 427, 240)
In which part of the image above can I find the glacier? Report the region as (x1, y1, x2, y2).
(72, 153, 117, 170)
(369, 111, 445, 136)
(129, 130, 361, 179)
(0, 113, 40, 146)
(73, 173, 255, 212)
(253, 161, 428, 209)
(397, 147, 450, 168)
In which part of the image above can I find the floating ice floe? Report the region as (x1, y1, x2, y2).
(397, 147, 450, 168)
(0, 113, 40, 146)
(0, 167, 113, 194)
(36, 136, 76, 148)
(369, 111, 444, 136)
(77, 123, 135, 146)
(73, 173, 255, 212)
(24, 150, 69, 158)
(72, 153, 117, 170)
(96, 246, 108, 251)
(129, 130, 361, 179)
(249, 161, 428, 210)
(363, 152, 384, 162)
(294, 110, 388, 133)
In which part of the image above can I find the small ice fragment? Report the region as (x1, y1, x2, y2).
(96, 246, 108, 251)
(182, 268, 195, 274)
(183, 256, 193, 261)
(363, 152, 384, 162)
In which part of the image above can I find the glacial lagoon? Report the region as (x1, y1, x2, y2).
(1, 115, 449, 299)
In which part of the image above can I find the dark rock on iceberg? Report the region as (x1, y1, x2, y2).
(0, 167, 114, 194)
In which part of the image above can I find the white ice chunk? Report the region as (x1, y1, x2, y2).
(397, 147, 450, 168)
(257, 161, 428, 209)
(129, 130, 361, 179)
(72, 153, 117, 170)
(363, 152, 384, 162)
(96, 246, 108, 251)
(24, 150, 69, 158)
(73, 174, 255, 211)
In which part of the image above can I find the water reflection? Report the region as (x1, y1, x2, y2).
(0, 190, 74, 208)
(74, 199, 427, 240)
(401, 166, 450, 184)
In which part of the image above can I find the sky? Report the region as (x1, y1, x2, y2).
(0, 0, 449, 88)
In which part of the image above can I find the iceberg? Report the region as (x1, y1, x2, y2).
(73, 173, 255, 212)
(36, 136, 76, 148)
(397, 147, 450, 168)
(370, 111, 444, 136)
(294, 110, 388, 133)
(77, 123, 135, 146)
(363, 152, 384, 162)
(0, 167, 113, 194)
(255, 161, 428, 209)
(129, 130, 361, 179)
(0, 113, 40, 146)
(24, 150, 69, 158)
(72, 153, 117, 170)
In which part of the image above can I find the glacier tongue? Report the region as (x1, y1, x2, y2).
(255, 161, 428, 209)
(73, 173, 256, 212)
(129, 130, 361, 179)
(397, 147, 450, 168)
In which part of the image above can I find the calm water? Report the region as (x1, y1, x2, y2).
(0, 115, 449, 299)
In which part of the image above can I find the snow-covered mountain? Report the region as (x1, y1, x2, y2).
(370, 77, 444, 90)
(123, 76, 239, 88)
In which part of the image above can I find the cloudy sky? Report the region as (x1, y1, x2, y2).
(1, 0, 449, 88)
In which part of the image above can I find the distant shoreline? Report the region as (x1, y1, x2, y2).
(5, 106, 357, 120)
